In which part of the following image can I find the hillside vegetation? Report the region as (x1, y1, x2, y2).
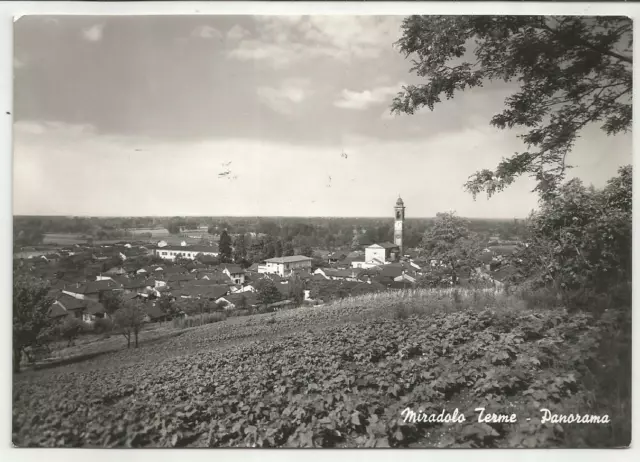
(12, 287, 629, 448)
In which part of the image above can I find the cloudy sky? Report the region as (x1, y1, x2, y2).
(13, 15, 631, 218)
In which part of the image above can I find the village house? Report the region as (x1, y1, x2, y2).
(221, 264, 246, 284)
(258, 255, 312, 277)
(363, 242, 401, 267)
(61, 280, 121, 302)
(50, 293, 107, 324)
(215, 292, 259, 310)
(313, 268, 362, 282)
(154, 244, 219, 261)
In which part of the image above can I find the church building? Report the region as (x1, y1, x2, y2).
(357, 196, 405, 268)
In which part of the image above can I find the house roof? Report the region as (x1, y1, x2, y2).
(159, 245, 219, 253)
(264, 255, 312, 264)
(173, 284, 229, 300)
(221, 292, 259, 307)
(49, 303, 68, 319)
(375, 242, 400, 249)
(66, 280, 121, 294)
(167, 273, 196, 283)
(197, 272, 233, 284)
(86, 301, 106, 315)
(380, 265, 404, 279)
(324, 268, 360, 278)
(123, 277, 149, 289)
(221, 264, 244, 274)
(56, 294, 86, 311)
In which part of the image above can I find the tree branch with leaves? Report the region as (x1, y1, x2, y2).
(392, 16, 632, 199)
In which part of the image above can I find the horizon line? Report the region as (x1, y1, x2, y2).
(13, 214, 528, 220)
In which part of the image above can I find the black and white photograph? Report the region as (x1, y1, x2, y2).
(10, 10, 632, 450)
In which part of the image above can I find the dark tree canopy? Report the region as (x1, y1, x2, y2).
(392, 16, 632, 199)
(218, 230, 232, 263)
(420, 212, 482, 285)
(13, 276, 53, 372)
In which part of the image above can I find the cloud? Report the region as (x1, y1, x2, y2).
(192, 25, 223, 40)
(227, 25, 250, 41)
(256, 79, 312, 115)
(12, 119, 541, 218)
(334, 83, 405, 110)
(229, 16, 403, 68)
(82, 24, 104, 42)
(15, 120, 96, 137)
(13, 118, 629, 218)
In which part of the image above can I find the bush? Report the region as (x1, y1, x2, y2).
(59, 317, 85, 346)
(227, 309, 253, 318)
(172, 312, 227, 329)
(93, 317, 113, 335)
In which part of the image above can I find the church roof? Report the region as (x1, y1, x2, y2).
(396, 196, 404, 206)
(367, 242, 399, 249)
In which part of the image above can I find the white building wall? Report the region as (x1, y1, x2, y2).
(365, 247, 386, 264)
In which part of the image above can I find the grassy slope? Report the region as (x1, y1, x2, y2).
(12, 288, 630, 448)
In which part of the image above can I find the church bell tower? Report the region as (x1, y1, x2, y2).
(394, 196, 405, 257)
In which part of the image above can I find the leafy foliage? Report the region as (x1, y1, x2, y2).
(506, 165, 631, 302)
(419, 212, 483, 285)
(219, 230, 232, 263)
(287, 273, 305, 307)
(233, 234, 247, 264)
(101, 291, 124, 316)
(392, 16, 632, 198)
(113, 300, 146, 348)
(12, 298, 625, 448)
(13, 276, 53, 372)
(255, 279, 283, 306)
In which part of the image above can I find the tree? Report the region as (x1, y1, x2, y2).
(288, 273, 305, 307)
(283, 240, 295, 257)
(113, 300, 146, 348)
(256, 279, 282, 306)
(274, 239, 283, 258)
(263, 237, 276, 260)
(351, 232, 361, 250)
(236, 294, 248, 311)
(167, 218, 185, 235)
(392, 16, 632, 199)
(509, 165, 631, 301)
(101, 290, 124, 316)
(157, 295, 179, 319)
(13, 276, 53, 372)
(420, 211, 482, 285)
(301, 244, 314, 258)
(60, 316, 84, 347)
(219, 230, 232, 263)
(196, 253, 219, 266)
(233, 234, 247, 263)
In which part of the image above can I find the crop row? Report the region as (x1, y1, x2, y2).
(13, 305, 609, 448)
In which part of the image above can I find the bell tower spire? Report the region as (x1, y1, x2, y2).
(394, 196, 405, 257)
